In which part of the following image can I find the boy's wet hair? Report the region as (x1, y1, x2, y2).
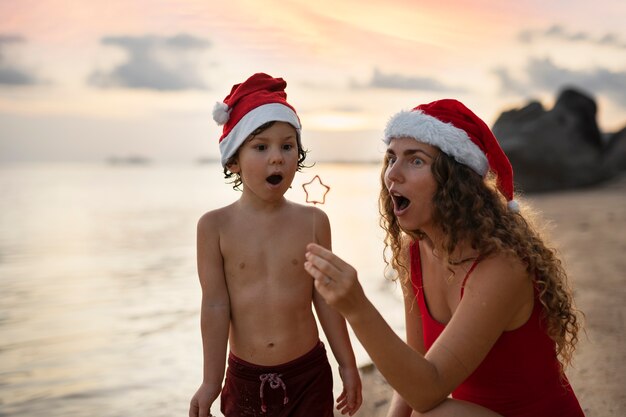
(223, 121, 309, 190)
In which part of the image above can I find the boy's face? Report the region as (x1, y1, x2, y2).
(228, 121, 299, 198)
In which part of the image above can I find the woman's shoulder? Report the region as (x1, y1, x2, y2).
(461, 251, 535, 330)
(487, 249, 526, 266)
(478, 251, 528, 278)
(468, 251, 532, 295)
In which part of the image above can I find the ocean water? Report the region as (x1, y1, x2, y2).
(0, 162, 404, 417)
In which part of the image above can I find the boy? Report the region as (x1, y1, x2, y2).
(189, 73, 362, 417)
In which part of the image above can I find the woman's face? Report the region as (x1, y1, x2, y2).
(384, 137, 440, 233)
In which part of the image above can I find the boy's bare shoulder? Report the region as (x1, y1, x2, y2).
(288, 200, 329, 219)
(197, 202, 238, 231)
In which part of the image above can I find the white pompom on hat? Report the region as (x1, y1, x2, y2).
(384, 99, 519, 211)
(213, 73, 301, 167)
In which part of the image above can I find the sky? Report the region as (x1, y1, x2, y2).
(0, 0, 625, 163)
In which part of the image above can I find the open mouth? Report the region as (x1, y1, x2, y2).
(266, 174, 283, 185)
(391, 193, 411, 211)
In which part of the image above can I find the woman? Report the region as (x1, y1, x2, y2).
(304, 99, 584, 416)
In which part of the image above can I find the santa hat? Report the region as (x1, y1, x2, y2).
(384, 99, 519, 211)
(213, 73, 301, 167)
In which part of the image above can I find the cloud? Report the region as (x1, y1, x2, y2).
(88, 34, 211, 91)
(508, 25, 626, 107)
(491, 67, 527, 96)
(494, 57, 626, 106)
(518, 25, 626, 49)
(0, 34, 38, 86)
(352, 68, 466, 92)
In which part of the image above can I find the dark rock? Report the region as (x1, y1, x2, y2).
(603, 127, 626, 176)
(492, 87, 625, 193)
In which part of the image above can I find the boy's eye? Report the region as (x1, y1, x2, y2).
(282, 144, 294, 150)
(255, 144, 267, 151)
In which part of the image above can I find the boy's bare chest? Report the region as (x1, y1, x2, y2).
(220, 220, 312, 283)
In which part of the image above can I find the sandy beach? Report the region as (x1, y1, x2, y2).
(356, 174, 626, 417)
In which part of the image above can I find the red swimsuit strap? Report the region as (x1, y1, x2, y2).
(460, 257, 482, 299)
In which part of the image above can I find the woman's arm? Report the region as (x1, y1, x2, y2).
(305, 243, 530, 413)
(189, 213, 230, 417)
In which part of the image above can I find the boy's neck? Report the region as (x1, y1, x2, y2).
(237, 193, 289, 213)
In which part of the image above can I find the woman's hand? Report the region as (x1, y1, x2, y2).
(304, 243, 367, 319)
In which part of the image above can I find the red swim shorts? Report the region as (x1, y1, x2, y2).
(220, 341, 334, 417)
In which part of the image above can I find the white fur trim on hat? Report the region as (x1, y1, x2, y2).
(383, 110, 489, 176)
(219, 102, 301, 167)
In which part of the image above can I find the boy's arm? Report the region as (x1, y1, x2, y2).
(313, 290, 362, 415)
(189, 212, 230, 417)
(311, 209, 362, 415)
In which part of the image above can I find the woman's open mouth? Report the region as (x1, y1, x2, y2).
(266, 174, 283, 185)
(391, 192, 411, 213)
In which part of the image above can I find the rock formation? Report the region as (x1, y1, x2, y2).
(492, 88, 626, 193)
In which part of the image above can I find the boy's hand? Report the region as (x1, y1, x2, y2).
(189, 383, 219, 417)
(336, 365, 363, 415)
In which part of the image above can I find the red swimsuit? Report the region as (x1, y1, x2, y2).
(410, 242, 584, 416)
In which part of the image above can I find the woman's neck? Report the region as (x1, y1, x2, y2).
(420, 231, 478, 265)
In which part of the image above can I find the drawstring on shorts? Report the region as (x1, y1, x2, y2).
(259, 373, 289, 413)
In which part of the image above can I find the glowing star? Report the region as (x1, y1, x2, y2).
(302, 175, 330, 205)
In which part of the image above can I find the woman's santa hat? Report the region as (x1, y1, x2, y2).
(384, 99, 519, 211)
(213, 73, 301, 167)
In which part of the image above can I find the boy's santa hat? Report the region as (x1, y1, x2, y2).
(384, 99, 519, 211)
(213, 73, 301, 167)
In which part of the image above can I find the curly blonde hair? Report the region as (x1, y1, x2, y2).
(379, 151, 581, 370)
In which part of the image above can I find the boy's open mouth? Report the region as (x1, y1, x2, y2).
(392, 193, 411, 211)
(266, 174, 283, 185)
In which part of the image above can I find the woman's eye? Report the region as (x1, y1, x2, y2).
(412, 158, 424, 166)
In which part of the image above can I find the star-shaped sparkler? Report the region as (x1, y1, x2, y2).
(302, 175, 330, 205)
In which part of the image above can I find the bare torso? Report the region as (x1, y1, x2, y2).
(215, 200, 322, 365)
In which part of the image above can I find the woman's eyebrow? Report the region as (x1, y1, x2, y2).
(386, 148, 434, 159)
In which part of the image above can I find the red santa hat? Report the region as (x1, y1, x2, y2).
(213, 73, 301, 167)
(383, 99, 519, 211)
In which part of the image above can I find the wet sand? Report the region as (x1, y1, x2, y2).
(356, 175, 626, 417)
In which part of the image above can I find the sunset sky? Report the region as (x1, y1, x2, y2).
(1, 0, 625, 162)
